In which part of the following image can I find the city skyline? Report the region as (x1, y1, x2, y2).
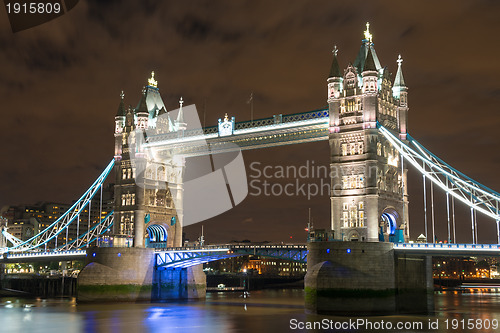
(1, 1, 500, 243)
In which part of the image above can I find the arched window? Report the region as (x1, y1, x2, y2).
(157, 166, 165, 181)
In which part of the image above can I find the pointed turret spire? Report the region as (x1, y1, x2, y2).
(393, 55, 408, 107)
(393, 55, 406, 87)
(116, 91, 126, 117)
(177, 97, 184, 123)
(175, 97, 187, 132)
(354, 23, 381, 73)
(363, 46, 377, 72)
(135, 87, 148, 114)
(329, 45, 341, 78)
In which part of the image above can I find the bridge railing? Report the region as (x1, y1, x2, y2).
(146, 108, 329, 144)
(1, 250, 86, 260)
(394, 243, 500, 251)
(157, 244, 307, 252)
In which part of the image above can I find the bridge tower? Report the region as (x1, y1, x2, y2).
(328, 23, 409, 242)
(113, 73, 184, 248)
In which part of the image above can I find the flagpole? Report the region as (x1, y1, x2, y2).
(247, 92, 254, 125)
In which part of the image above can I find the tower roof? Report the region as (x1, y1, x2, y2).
(353, 42, 382, 73)
(363, 46, 377, 72)
(329, 45, 342, 78)
(116, 91, 126, 117)
(393, 55, 406, 87)
(353, 23, 381, 73)
(135, 88, 149, 114)
(134, 72, 167, 118)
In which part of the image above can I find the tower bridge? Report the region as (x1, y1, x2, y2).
(2, 23, 500, 313)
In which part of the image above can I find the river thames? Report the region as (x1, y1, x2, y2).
(1, 288, 500, 332)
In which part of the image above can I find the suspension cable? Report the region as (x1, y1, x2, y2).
(77, 214, 80, 248)
(452, 196, 456, 243)
(87, 200, 91, 248)
(423, 174, 428, 242)
(431, 181, 436, 243)
(474, 208, 478, 244)
(98, 184, 103, 247)
(446, 177, 451, 243)
(497, 201, 499, 245)
(401, 154, 406, 238)
(471, 206, 475, 244)
(65, 221, 69, 250)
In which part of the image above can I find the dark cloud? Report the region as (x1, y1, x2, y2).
(1, 0, 500, 243)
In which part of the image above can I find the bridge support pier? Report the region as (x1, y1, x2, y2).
(77, 247, 155, 301)
(304, 242, 433, 315)
(153, 266, 206, 300)
(77, 247, 206, 301)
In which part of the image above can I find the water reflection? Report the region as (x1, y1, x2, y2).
(1, 289, 500, 332)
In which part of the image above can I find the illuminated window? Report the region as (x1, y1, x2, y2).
(350, 143, 357, 155)
(359, 202, 364, 210)
(350, 175, 357, 189)
(349, 205, 357, 227)
(341, 144, 347, 156)
(359, 211, 364, 227)
(340, 100, 346, 113)
(377, 142, 382, 156)
(343, 203, 348, 210)
(342, 176, 348, 189)
(158, 166, 165, 181)
(343, 212, 349, 227)
(358, 141, 363, 155)
(342, 175, 364, 189)
(357, 175, 364, 188)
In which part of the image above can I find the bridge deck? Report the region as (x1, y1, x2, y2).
(3, 243, 500, 264)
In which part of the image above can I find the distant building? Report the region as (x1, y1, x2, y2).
(433, 257, 476, 279)
(206, 256, 306, 277)
(1, 184, 113, 248)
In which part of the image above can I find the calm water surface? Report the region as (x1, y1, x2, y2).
(1, 289, 500, 332)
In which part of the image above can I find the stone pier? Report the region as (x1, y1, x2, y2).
(77, 247, 205, 301)
(304, 241, 433, 314)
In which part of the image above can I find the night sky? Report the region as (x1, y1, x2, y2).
(1, 1, 500, 244)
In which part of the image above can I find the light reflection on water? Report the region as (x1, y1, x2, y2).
(0, 289, 500, 333)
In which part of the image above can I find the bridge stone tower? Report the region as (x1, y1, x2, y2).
(113, 73, 184, 248)
(328, 24, 409, 242)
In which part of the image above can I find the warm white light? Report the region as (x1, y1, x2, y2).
(148, 71, 158, 88)
(364, 22, 373, 43)
(388, 154, 398, 167)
